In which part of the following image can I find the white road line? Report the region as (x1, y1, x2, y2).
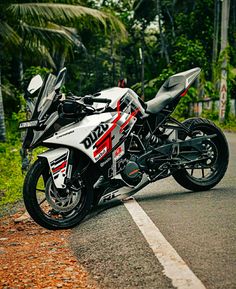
(123, 197, 206, 289)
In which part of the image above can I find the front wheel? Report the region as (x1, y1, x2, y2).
(172, 118, 229, 192)
(23, 158, 94, 230)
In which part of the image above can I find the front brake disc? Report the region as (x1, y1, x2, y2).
(45, 178, 82, 212)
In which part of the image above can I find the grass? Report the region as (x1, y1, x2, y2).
(0, 140, 24, 208)
(201, 112, 236, 132)
(215, 119, 236, 132)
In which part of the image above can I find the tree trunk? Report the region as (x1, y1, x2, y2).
(110, 34, 116, 86)
(219, 0, 230, 123)
(212, 0, 220, 84)
(0, 67, 6, 142)
(140, 24, 145, 100)
(165, 6, 175, 39)
(157, 0, 169, 64)
(19, 49, 24, 85)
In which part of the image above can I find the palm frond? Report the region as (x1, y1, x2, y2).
(0, 21, 21, 46)
(8, 3, 127, 38)
(47, 23, 86, 50)
(23, 40, 56, 68)
(20, 21, 83, 49)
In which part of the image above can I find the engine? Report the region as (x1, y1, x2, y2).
(121, 159, 142, 186)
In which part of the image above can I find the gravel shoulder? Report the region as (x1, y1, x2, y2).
(0, 207, 99, 289)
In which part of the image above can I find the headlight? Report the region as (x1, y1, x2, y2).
(19, 120, 38, 129)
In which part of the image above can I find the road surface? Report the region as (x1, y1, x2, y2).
(70, 132, 236, 289)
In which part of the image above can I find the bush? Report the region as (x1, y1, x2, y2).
(0, 140, 24, 207)
(0, 113, 47, 209)
(0, 113, 30, 208)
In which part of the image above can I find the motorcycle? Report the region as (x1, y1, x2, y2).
(19, 67, 229, 230)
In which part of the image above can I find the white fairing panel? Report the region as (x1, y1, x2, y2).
(92, 87, 129, 110)
(38, 148, 69, 189)
(43, 113, 114, 162)
(43, 111, 136, 163)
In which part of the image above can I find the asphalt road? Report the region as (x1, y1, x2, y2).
(70, 132, 236, 289)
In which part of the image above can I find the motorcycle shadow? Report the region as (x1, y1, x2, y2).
(135, 187, 224, 203)
(82, 199, 122, 224)
(81, 186, 228, 225)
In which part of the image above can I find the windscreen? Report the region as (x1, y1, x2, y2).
(23, 68, 67, 148)
(30, 68, 67, 121)
(31, 73, 56, 121)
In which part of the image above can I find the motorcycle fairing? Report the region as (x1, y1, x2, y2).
(44, 96, 143, 163)
(38, 148, 69, 189)
(43, 113, 113, 161)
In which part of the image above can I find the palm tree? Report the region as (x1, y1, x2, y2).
(0, 1, 126, 141)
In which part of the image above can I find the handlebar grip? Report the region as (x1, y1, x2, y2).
(83, 96, 111, 105)
(92, 98, 111, 104)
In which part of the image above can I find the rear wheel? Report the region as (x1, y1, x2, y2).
(172, 118, 229, 191)
(23, 158, 94, 230)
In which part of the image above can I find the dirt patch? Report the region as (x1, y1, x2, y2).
(0, 208, 98, 289)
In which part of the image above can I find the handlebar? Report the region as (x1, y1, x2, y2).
(83, 95, 111, 105)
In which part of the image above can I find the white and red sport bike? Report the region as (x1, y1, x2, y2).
(20, 67, 229, 230)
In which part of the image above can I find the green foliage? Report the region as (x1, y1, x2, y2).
(0, 139, 24, 207)
(201, 110, 219, 122)
(148, 68, 175, 91)
(171, 36, 208, 73)
(132, 67, 175, 101)
(173, 93, 193, 120)
(0, 113, 46, 209)
(133, 0, 156, 24)
(6, 111, 27, 143)
(23, 66, 53, 82)
(2, 80, 23, 116)
(203, 81, 215, 99)
(201, 111, 236, 132)
(222, 114, 236, 130)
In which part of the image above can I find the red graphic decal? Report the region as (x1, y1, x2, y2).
(94, 100, 122, 160)
(94, 136, 111, 158)
(181, 83, 192, 97)
(52, 161, 67, 173)
(96, 100, 121, 146)
(115, 146, 122, 157)
(181, 89, 188, 97)
(120, 108, 140, 133)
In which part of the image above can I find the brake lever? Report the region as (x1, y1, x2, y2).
(85, 106, 96, 114)
(95, 102, 110, 114)
(67, 95, 81, 101)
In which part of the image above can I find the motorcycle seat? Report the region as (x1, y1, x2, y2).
(145, 67, 200, 114)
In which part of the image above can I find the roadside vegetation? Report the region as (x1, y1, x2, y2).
(0, 120, 23, 210)
(0, 139, 23, 208)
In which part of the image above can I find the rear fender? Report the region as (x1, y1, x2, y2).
(38, 148, 70, 189)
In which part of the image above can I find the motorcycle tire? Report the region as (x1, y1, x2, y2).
(23, 158, 94, 230)
(172, 117, 229, 191)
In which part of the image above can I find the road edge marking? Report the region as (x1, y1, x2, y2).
(123, 198, 206, 289)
